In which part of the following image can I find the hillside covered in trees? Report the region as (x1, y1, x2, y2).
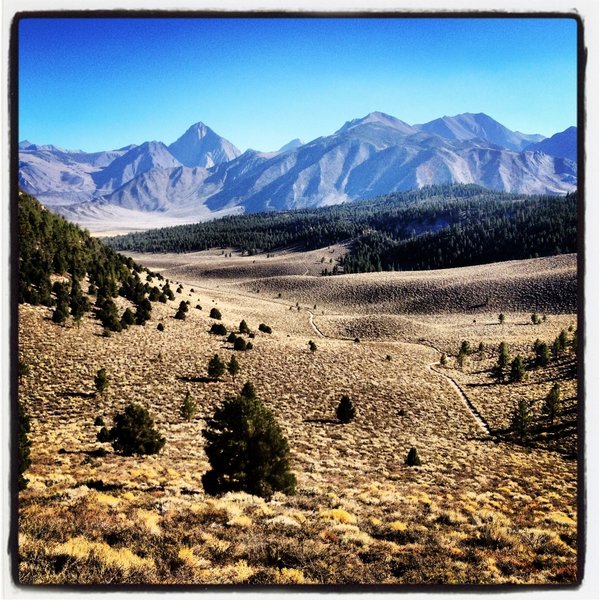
(106, 184, 577, 273)
(18, 190, 163, 330)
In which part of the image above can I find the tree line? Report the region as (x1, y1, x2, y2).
(105, 185, 577, 273)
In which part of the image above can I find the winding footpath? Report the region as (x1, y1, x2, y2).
(427, 362, 492, 436)
(306, 308, 492, 437)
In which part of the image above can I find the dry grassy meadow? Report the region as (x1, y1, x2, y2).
(17, 248, 579, 585)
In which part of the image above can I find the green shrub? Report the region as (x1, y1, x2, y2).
(157, 322, 165, 332)
(209, 323, 227, 336)
(210, 307, 222, 320)
(258, 323, 272, 334)
(234, 337, 247, 351)
(239, 320, 250, 334)
(94, 416, 105, 427)
(105, 403, 165, 456)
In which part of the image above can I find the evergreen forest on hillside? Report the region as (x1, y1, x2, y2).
(18, 190, 164, 330)
(106, 185, 577, 273)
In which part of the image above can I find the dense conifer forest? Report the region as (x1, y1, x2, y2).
(18, 190, 162, 329)
(104, 184, 576, 272)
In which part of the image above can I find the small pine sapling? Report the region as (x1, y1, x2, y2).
(405, 447, 422, 467)
(336, 395, 356, 424)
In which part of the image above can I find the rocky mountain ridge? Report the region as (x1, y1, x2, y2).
(18, 112, 577, 232)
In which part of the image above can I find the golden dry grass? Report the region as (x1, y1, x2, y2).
(18, 250, 579, 585)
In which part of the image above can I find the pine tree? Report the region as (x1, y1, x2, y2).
(498, 313, 505, 325)
(440, 352, 448, 366)
(510, 355, 526, 382)
(51, 301, 69, 324)
(239, 320, 250, 334)
(240, 381, 257, 400)
(180, 391, 198, 422)
(558, 329, 569, 352)
(542, 383, 562, 425)
(210, 307, 222, 320)
(533, 340, 550, 367)
(498, 342, 509, 369)
(457, 350, 468, 370)
(336, 395, 356, 423)
(405, 447, 422, 467)
(106, 403, 165, 456)
(70, 279, 90, 323)
(207, 354, 226, 379)
(94, 368, 109, 395)
(121, 307, 135, 327)
(510, 398, 532, 441)
(227, 356, 240, 381)
(202, 385, 296, 498)
(308, 340, 317, 353)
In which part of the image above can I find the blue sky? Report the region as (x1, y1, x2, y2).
(18, 17, 578, 152)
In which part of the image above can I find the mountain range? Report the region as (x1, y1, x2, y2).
(18, 112, 577, 232)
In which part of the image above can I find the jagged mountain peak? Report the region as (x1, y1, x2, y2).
(19, 112, 577, 230)
(168, 121, 241, 168)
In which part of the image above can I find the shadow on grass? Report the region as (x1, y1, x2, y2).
(178, 376, 220, 383)
(303, 418, 341, 425)
(59, 391, 96, 399)
(58, 448, 108, 458)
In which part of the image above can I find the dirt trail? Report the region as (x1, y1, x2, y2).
(427, 362, 492, 436)
(307, 310, 326, 338)
(149, 258, 494, 438)
(307, 309, 492, 437)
